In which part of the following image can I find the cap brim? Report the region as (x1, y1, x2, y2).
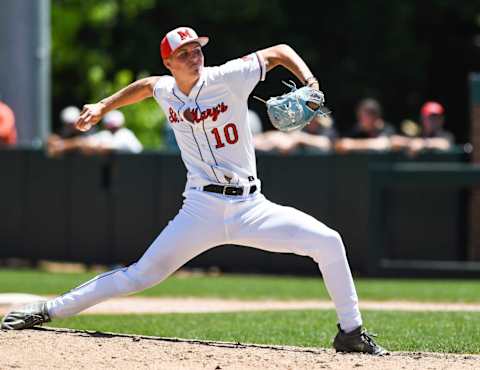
(196, 36, 209, 47)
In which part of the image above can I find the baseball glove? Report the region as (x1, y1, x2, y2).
(255, 81, 328, 132)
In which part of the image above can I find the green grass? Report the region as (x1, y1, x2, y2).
(2, 269, 479, 353)
(0, 268, 479, 302)
(47, 310, 480, 354)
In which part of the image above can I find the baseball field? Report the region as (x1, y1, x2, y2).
(1, 268, 480, 369)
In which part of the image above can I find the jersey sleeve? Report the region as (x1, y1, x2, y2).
(217, 52, 266, 99)
(153, 76, 173, 102)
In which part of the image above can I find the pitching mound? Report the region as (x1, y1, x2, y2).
(0, 327, 478, 369)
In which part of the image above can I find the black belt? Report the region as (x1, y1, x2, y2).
(203, 184, 257, 196)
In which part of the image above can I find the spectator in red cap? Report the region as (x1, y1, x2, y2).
(0, 100, 17, 147)
(392, 101, 455, 155)
(420, 101, 453, 141)
(415, 101, 454, 151)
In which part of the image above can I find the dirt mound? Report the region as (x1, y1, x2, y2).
(1, 327, 478, 370)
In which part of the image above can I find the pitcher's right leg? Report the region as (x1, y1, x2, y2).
(2, 198, 223, 329)
(47, 214, 223, 319)
(37, 191, 225, 322)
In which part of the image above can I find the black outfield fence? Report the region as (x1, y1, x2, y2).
(0, 148, 475, 277)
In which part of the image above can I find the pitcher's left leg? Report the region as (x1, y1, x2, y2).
(231, 196, 387, 354)
(231, 196, 361, 332)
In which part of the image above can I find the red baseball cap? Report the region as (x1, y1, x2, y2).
(160, 27, 209, 59)
(421, 101, 445, 117)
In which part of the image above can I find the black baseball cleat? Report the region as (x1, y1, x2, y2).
(1, 301, 51, 330)
(333, 324, 388, 355)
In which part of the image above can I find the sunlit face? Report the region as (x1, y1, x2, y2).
(164, 42, 204, 78)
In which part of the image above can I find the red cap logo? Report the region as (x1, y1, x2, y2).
(177, 29, 192, 40)
(160, 27, 209, 59)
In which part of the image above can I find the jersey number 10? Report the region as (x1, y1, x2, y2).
(211, 123, 239, 149)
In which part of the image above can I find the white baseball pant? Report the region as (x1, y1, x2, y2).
(47, 190, 362, 332)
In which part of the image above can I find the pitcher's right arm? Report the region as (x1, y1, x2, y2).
(75, 76, 161, 132)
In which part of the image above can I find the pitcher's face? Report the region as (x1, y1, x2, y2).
(164, 42, 204, 78)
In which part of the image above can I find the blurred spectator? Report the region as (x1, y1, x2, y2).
(253, 129, 298, 155)
(48, 106, 86, 154)
(254, 108, 337, 154)
(58, 106, 82, 138)
(48, 110, 142, 157)
(391, 101, 455, 155)
(412, 101, 454, 153)
(85, 110, 143, 154)
(0, 100, 17, 147)
(294, 113, 338, 153)
(335, 98, 395, 153)
(420, 102, 454, 141)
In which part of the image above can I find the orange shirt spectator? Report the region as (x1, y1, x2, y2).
(0, 101, 17, 146)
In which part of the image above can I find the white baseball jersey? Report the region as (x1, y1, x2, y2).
(153, 52, 266, 191)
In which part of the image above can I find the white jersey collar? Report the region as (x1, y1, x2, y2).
(172, 69, 206, 102)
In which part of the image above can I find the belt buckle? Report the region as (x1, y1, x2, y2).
(223, 186, 243, 196)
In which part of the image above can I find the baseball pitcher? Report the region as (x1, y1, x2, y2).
(1, 27, 386, 355)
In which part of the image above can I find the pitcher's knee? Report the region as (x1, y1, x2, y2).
(115, 263, 158, 294)
(311, 229, 347, 265)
